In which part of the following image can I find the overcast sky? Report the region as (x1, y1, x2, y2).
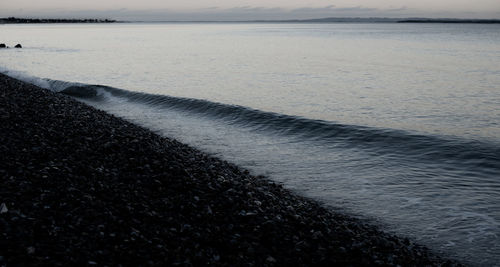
(2, 0, 500, 20)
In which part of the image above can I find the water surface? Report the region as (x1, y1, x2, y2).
(1, 22, 499, 265)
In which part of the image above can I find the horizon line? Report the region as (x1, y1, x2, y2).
(2, 16, 500, 24)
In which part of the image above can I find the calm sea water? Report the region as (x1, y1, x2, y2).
(1, 23, 500, 265)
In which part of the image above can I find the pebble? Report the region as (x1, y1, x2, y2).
(266, 256, 277, 263)
(26, 247, 35, 254)
(0, 203, 8, 214)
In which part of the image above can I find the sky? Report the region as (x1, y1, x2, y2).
(1, 0, 500, 21)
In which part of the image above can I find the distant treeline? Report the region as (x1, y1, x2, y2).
(0, 17, 116, 24)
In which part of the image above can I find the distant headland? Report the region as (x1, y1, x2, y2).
(397, 18, 500, 24)
(0, 17, 116, 24)
(1, 16, 499, 24)
(140, 17, 500, 24)
(245, 17, 500, 24)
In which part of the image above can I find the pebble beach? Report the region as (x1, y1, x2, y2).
(0, 73, 461, 266)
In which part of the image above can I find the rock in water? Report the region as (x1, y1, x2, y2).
(15, 44, 22, 48)
(0, 44, 6, 48)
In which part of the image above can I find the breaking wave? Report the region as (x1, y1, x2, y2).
(40, 79, 500, 175)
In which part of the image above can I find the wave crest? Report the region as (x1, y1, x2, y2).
(54, 81, 500, 172)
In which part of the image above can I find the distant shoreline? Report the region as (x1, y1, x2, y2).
(397, 19, 500, 24)
(247, 18, 500, 24)
(122, 18, 500, 24)
(0, 17, 116, 24)
(1, 17, 500, 24)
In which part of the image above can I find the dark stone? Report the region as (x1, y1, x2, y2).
(14, 44, 22, 48)
(0, 43, 6, 48)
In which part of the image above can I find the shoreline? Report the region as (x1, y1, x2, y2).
(0, 73, 461, 265)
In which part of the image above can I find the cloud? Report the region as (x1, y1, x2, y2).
(387, 7, 408, 12)
(288, 5, 380, 15)
(290, 5, 336, 13)
(227, 6, 283, 13)
(331, 6, 378, 12)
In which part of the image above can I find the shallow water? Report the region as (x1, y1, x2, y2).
(1, 22, 500, 265)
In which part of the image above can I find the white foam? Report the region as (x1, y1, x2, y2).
(0, 66, 52, 89)
(0, 66, 85, 93)
(45, 79, 87, 93)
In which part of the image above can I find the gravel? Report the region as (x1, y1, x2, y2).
(0, 73, 462, 266)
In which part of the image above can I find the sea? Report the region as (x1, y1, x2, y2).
(1, 22, 499, 265)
